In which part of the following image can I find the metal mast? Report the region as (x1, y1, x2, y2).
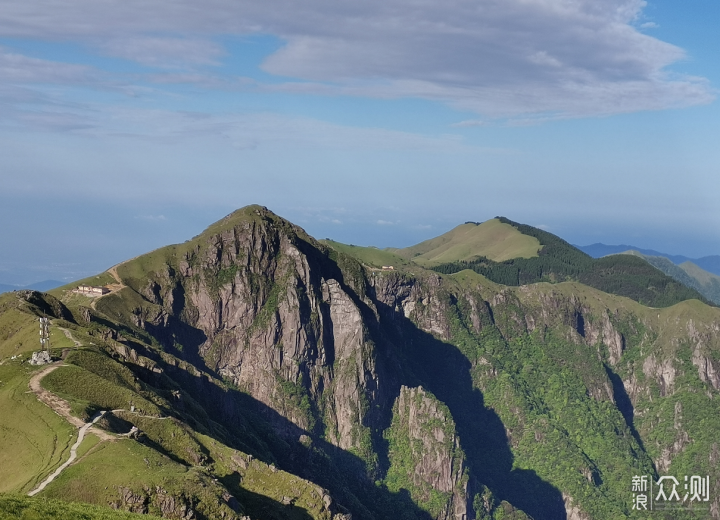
(39, 316, 50, 354)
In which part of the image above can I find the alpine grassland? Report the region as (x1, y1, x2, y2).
(42, 363, 162, 420)
(0, 294, 73, 358)
(0, 362, 76, 494)
(320, 240, 410, 269)
(392, 219, 541, 266)
(679, 261, 720, 304)
(0, 494, 163, 520)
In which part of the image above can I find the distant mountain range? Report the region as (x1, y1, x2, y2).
(577, 243, 720, 276)
(576, 243, 720, 305)
(0, 280, 64, 294)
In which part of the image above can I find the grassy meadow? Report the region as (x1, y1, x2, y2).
(0, 362, 76, 494)
(0, 494, 163, 520)
(394, 219, 541, 266)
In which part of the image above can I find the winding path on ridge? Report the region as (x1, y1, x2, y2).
(26, 332, 170, 495)
(27, 410, 106, 496)
(89, 259, 131, 310)
(25, 328, 116, 495)
(57, 327, 82, 348)
(29, 364, 86, 429)
(107, 263, 123, 286)
(25, 270, 171, 495)
(25, 364, 167, 496)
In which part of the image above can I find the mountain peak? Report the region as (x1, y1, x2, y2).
(393, 217, 541, 266)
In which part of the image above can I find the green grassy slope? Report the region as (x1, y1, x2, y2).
(0, 362, 76, 495)
(0, 494, 163, 520)
(0, 293, 82, 495)
(320, 240, 410, 269)
(392, 219, 541, 266)
(0, 294, 74, 359)
(40, 438, 240, 519)
(679, 261, 720, 304)
(0, 285, 339, 520)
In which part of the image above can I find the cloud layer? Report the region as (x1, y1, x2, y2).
(0, 0, 713, 118)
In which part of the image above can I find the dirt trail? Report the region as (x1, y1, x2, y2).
(107, 264, 123, 284)
(26, 361, 118, 497)
(22, 259, 155, 493)
(29, 364, 115, 438)
(89, 261, 130, 310)
(28, 410, 106, 496)
(29, 364, 85, 429)
(57, 327, 81, 348)
(22, 360, 172, 496)
(111, 408, 170, 420)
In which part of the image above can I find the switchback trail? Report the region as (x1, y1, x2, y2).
(26, 362, 116, 496)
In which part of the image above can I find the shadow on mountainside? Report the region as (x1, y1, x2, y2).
(373, 297, 567, 520)
(223, 473, 316, 520)
(120, 337, 433, 520)
(604, 363, 653, 471)
(295, 236, 567, 518)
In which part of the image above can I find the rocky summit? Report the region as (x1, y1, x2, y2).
(1, 205, 719, 520)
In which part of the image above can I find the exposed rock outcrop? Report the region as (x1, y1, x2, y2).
(29, 350, 52, 365)
(386, 386, 470, 520)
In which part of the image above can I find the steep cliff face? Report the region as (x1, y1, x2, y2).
(93, 206, 720, 520)
(113, 207, 389, 470)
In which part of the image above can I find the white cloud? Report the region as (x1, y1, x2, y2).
(0, 48, 95, 84)
(0, 0, 713, 118)
(40, 107, 470, 152)
(102, 37, 225, 68)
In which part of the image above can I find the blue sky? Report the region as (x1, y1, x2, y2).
(1, 0, 719, 285)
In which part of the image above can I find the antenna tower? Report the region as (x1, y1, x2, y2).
(39, 316, 50, 354)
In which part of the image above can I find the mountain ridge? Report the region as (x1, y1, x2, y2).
(1, 205, 719, 520)
(425, 217, 711, 308)
(616, 251, 720, 305)
(0, 280, 64, 295)
(577, 243, 720, 276)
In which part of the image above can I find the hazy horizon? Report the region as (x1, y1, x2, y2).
(1, 208, 718, 287)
